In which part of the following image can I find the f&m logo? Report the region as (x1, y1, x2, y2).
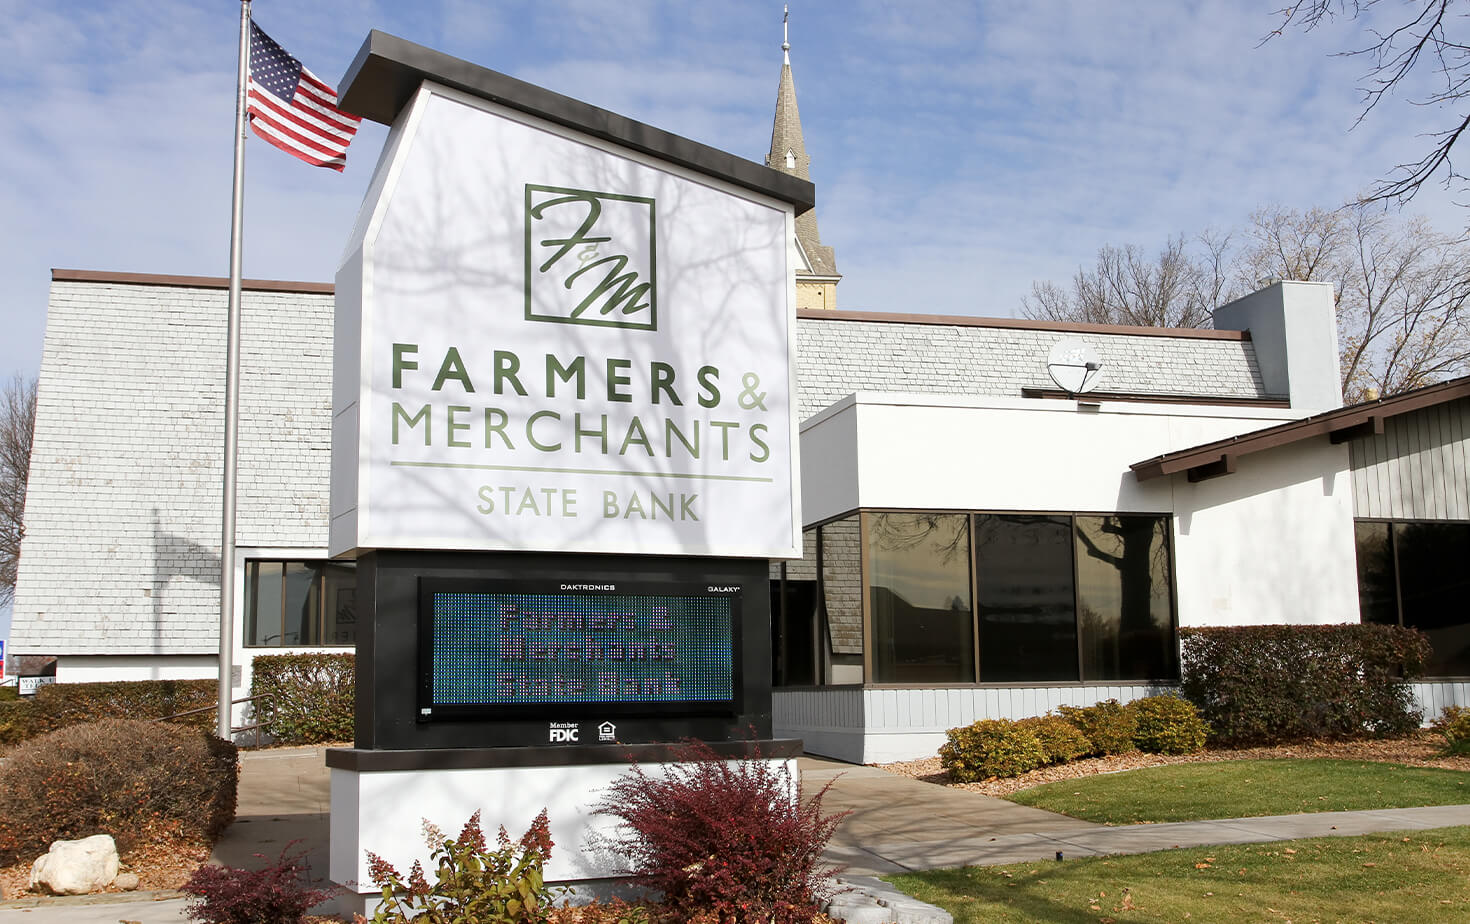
(525, 184, 657, 331)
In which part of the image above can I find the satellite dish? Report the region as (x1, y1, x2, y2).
(1047, 338, 1104, 394)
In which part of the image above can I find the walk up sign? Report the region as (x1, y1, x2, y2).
(329, 32, 809, 561)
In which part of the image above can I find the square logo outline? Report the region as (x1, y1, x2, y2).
(523, 184, 658, 332)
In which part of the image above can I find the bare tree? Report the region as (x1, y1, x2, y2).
(1021, 233, 1234, 329)
(1267, 0, 1470, 205)
(1, 375, 37, 607)
(1240, 204, 1470, 401)
(1026, 205, 1470, 401)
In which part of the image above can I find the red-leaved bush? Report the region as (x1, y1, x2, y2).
(593, 741, 846, 924)
(182, 844, 336, 924)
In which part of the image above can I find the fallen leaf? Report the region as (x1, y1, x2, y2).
(1195, 862, 1212, 869)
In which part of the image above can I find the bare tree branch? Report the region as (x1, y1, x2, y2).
(1267, 0, 1470, 205)
(0, 375, 37, 607)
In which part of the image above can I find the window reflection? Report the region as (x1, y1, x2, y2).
(1075, 515, 1175, 681)
(245, 560, 356, 648)
(1395, 522, 1470, 676)
(867, 513, 974, 683)
(974, 514, 1076, 683)
(1354, 522, 1397, 626)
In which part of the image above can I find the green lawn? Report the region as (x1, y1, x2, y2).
(1006, 759, 1470, 824)
(887, 828, 1470, 923)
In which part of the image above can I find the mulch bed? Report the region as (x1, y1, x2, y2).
(876, 730, 1470, 797)
(0, 833, 210, 902)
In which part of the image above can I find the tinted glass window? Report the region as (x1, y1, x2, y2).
(867, 513, 974, 683)
(323, 563, 357, 646)
(1354, 521, 1398, 626)
(1395, 522, 1470, 676)
(246, 562, 283, 647)
(1075, 515, 1175, 681)
(974, 514, 1077, 683)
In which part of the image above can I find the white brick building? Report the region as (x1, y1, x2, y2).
(13, 269, 1470, 760)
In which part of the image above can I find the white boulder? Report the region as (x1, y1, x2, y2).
(28, 834, 121, 895)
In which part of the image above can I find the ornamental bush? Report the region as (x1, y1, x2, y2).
(0, 719, 238, 865)
(182, 844, 337, 924)
(593, 740, 845, 924)
(1179, 624, 1429, 746)
(1126, 695, 1208, 755)
(1015, 715, 1092, 765)
(1432, 706, 1470, 756)
(939, 719, 1048, 781)
(1057, 700, 1137, 756)
(364, 810, 560, 923)
(250, 653, 354, 744)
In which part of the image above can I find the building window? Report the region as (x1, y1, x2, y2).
(868, 512, 974, 683)
(1355, 520, 1470, 677)
(974, 514, 1078, 683)
(1075, 515, 1175, 681)
(245, 560, 356, 647)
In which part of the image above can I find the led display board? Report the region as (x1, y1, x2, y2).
(418, 578, 740, 720)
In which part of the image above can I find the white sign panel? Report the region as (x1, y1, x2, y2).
(331, 84, 800, 559)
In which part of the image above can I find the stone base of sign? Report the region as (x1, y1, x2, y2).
(326, 740, 801, 897)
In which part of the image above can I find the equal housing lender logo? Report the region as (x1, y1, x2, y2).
(524, 184, 657, 331)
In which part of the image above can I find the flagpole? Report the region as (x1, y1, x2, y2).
(219, 0, 251, 739)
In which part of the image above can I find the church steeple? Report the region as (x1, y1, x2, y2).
(766, 5, 840, 307)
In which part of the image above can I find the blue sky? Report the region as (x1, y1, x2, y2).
(1, 0, 1466, 386)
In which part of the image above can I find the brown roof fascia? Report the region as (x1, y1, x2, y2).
(52, 268, 335, 295)
(797, 308, 1252, 341)
(1131, 374, 1470, 482)
(1020, 387, 1289, 408)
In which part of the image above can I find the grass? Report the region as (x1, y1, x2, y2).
(1006, 759, 1470, 824)
(887, 827, 1470, 923)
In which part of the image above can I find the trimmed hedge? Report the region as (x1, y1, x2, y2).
(0, 719, 238, 865)
(250, 653, 355, 744)
(1433, 706, 1470, 756)
(1016, 714, 1092, 765)
(1126, 694, 1208, 754)
(1179, 624, 1430, 747)
(0, 679, 217, 747)
(1058, 699, 1137, 756)
(939, 719, 1048, 781)
(33, 678, 217, 731)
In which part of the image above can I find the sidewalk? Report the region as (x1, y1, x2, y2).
(5, 748, 1470, 921)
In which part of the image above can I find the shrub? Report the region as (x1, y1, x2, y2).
(593, 740, 845, 924)
(1433, 706, 1470, 756)
(182, 844, 336, 924)
(0, 719, 238, 865)
(1127, 695, 1208, 754)
(1179, 624, 1430, 747)
(33, 678, 217, 731)
(939, 719, 1048, 781)
(0, 698, 41, 745)
(1015, 715, 1092, 765)
(364, 810, 560, 923)
(250, 653, 354, 744)
(1058, 700, 1137, 756)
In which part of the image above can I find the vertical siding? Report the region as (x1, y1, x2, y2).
(1352, 398, 1470, 520)
(1412, 681, 1470, 721)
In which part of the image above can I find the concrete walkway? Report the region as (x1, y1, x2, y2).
(5, 748, 1470, 921)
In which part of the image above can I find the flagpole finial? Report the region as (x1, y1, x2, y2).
(782, 4, 790, 63)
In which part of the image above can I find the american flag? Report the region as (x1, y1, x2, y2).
(246, 21, 360, 171)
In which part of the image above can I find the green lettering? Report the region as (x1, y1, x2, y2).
(447, 405, 471, 447)
(606, 358, 633, 403)
(392, 343, 418, 389)
(494, 351, 527, 396)
(619, 417, 653, 456)
(651, 362, 682, 405)
(432, 348, 474, 393)
(527, 410, 562, 451)
(546, 355, 586, 399)
(697, 365, 720, 408)
(391, 403, 431, 445)
(749, 423, 770, 463)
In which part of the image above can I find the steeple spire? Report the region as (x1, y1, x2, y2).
(766, 5, 839, 295)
